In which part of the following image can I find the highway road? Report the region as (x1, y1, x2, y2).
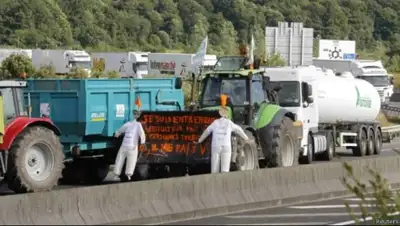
(1, 141, 400, 196)
(165, 194, 400, 225)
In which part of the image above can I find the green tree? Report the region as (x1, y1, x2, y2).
(34, 64, 56, 78)
(1, 0, 400, 72)
(67, 67, 89, 79)
(0, 54, 35, 79)
(263, 53, 286, 67)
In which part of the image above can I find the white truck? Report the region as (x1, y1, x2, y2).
(313, 59, 393, 103)
(264, 66, 382, 164)
(0, 49, 32, 65)
(91, 52, 149, 78)
(32, 49, 92, 75)
(148, 53, 217, 77)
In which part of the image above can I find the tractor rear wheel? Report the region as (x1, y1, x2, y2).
(268, 116, 299, 168)
(7, 126, 64, 193)
(232, 130, 258, 171)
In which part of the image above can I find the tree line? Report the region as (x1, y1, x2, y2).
(1, 0, 400, 71)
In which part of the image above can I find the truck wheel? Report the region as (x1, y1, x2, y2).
(374, 128, 383, 155)
(120, 163, 150, 182)
(132, 164, 150, 181)
(366, 127, 375, 156)
(233, 131, 259, 171)
(268, 117, 299, 167)
(352, 128, 367, 156)
(7, 126, 64, 193)
(61, 161, 87, 185)
(86, 161, 110, 184)
(321, 132, 335, 161)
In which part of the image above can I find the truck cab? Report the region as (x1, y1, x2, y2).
(64, 50, 92, 75)
(201, 55, 218, 73)
(129, 52, 149, 78)
(350, 60, 393, 103)
(263, 66, 316, 161)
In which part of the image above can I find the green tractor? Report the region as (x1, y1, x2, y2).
(189, 56, 303, 170)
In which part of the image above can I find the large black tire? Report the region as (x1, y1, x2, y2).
(352, 127, 367, 156)
(268, 117, 299, 168)
(120, 163, 150, 182)
(86, 161, 110, 184)
(374, 128, 383, 155)
(61, 161, 87, 185)
(321, 132, 335, 161)
(7, 126, 64, 193)
(366, 127, 375, 156)
(232, 130, 259, 171)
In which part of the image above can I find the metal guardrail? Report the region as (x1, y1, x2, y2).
(382, 125, 400, 142)
(382, 125, 400, 133)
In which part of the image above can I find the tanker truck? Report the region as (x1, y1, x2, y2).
(264, 66, 382, 163)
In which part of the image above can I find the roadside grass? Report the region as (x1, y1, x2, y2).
(393, 73, 400, 89)
(376, 110, 400, 127)
(378, 112, 393, 127)
(343, 160, 400, 224)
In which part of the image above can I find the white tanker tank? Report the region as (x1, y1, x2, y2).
(316, 73, 381, 124)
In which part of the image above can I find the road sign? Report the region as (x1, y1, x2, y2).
(319, 40, 356, 60)
(343, 53, 356, 60)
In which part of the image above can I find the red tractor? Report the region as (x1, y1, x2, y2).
(0, 80, 64, 193)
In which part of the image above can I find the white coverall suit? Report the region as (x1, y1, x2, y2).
(198, 117, 249, 173)
(113, 121, 146, 179)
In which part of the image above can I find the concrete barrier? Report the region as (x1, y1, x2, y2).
(1, 156, 400, 225)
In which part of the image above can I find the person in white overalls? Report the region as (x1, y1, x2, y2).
(113, 110, 146, 180)
(197, 106, 249, 173)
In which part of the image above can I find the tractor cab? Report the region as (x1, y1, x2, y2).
(0, 81, 28, 126)
(196, 56, 271, 125)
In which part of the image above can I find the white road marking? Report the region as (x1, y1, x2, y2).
(344, 197, 396, 202)
(344, 198, 378, 201)
(329, 211, 400, 225)
(225, 212, 366, 218)
(290, 204, 396, 209)
(226, 223, 327, 225)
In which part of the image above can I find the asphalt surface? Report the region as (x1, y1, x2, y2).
(1, 141, 400, 196)
(164, 194, 400, 225)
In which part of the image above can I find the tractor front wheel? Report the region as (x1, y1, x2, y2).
(268, 116, 299, 168)
(7, 126, 64, 193)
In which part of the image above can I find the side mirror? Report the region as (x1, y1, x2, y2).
(273, 85, 282, 92)
(302, 82, 313, 103)
(254, 58, 261, 69)
(307, 84, 313, 96)
(307, 96, 314, 103)
(254, 102, 260, 111)
(175, 77, 183, 89)
(262, 76, 270, 89)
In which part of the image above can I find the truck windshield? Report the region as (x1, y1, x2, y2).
(357, 75, 389, 87)
(269, 81, 301, 107)
(133, 62, 148, 73)
(71, 61, 91, 69)
(1, 88, 25, 123)
(202, 77, 248, 106)
(213, 57, 246, 71)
